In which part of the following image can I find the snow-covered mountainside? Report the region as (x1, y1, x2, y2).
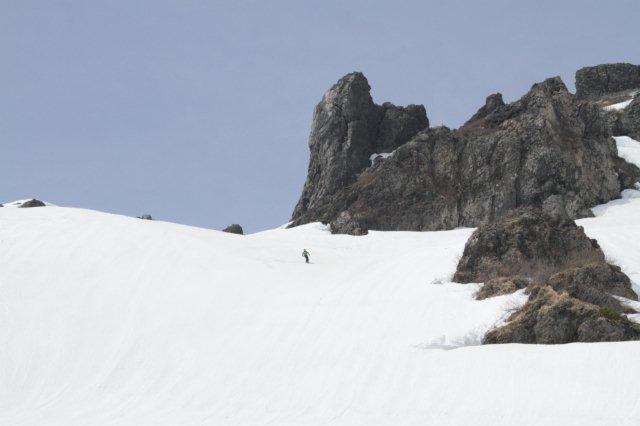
(2, 137, 640, 425)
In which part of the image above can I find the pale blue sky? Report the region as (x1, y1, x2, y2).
(2, 0, 639, 232)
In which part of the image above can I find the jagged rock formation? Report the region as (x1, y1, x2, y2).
(19, 199, 46, 208)
(292, 73, 637, 231)
(575, 63, 640, 140)
(452, 207, 639, 344)
(483, 285, 640, 344)
(575, 63, 640, 100)
(222, 224, 244, 235)
(291, 72, 428, 222)
(453, 207, 604, 283)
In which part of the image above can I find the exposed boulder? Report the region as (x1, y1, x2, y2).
(19, 199, 46, 208)
(576, 63, 640, 100)
(453, 207, 604, 283)
(546, 263, 637, 312)
(291, 72, 428, 222)
(137, 214, 153, 220)
(329, 211, 368, 236)
(483, 286, 640, 344)
(222, 224, 244, 235)
(291, 75, 632, 231)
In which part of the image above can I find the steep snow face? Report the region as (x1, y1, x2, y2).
(1, 137, 640, 425)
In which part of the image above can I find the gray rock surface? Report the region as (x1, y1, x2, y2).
(291, 74, 636, 232)
(608, 93, 640, 141)
(222, 224, 244, 235)
(137, 214, 153, 220)
(575, 63, 640, 99)
(464, 93, 505, 123)
(19, 199, 46, 208)
(329, 211, 368, 236)
(291, 72, 428, 224)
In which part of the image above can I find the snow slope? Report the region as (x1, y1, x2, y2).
(1, 138, 640, 425)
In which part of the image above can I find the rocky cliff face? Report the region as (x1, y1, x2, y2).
(291, 72, 428, 221)
(291, 72, 637, 231)
(575, 63, 640, 141)
(576, 63, 640, 100)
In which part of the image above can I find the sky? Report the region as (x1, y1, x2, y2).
(2, 0, 639, 232)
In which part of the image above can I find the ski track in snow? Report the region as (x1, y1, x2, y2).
(1, 138, 640, 425)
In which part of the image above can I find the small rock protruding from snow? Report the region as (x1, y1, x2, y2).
(137, 214, 153, 220)
(222, 224, 244, 235)
(19, 199, 46, 208)
(2, 199, 54, 208)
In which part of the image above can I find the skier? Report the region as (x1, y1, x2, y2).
(302, 249, 310, 263)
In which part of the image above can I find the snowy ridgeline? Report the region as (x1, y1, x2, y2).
(1, 137, 640, 425)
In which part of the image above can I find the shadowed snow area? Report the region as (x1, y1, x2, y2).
(1, 138, 640, 425)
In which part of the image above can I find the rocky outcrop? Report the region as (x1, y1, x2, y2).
(222, 224, 244, 235)
(483, 286, 640, 344)
(19, 199, 46, 208)
(329, 211, 368, 236)
(291, 74, 635, 231)
(617, 94, 640, 140)
(137, 214, 153, 220)
(575, 63, 640, 142)
(453, 207, 639, 344)
(291, 72, 428, 224)
(453, 208, 604, 283)
(607, 93, 640, 141)
(546, 263, 637, 312)
(576, 63, 640, 100)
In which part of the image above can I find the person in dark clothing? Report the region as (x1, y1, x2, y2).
(302, 249, 310, 263)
